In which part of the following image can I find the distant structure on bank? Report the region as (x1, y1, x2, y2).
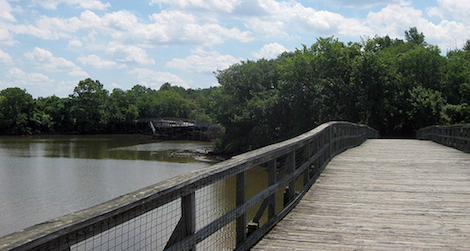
(137, 118, 223, 141)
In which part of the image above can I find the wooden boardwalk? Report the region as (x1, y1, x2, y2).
(253, 139, 470, 250)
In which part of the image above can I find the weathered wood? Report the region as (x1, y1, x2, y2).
(267, 160, 276, 220)
(285, 151, 296, 207)
(165, 192, 195, 250)
(252, 139, 470, 250)
(236, 171, 247, 247)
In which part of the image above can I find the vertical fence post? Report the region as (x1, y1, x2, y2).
(182, 192, 196, 250)
(304, 142, 310, 186)
(164, 192, 196, 251)
(236, 171, 247, 247)
(267, 159, 276, 219)
(284, 151, 296, 207)
(329, 125, 334, 158)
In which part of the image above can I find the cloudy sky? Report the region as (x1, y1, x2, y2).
(0, 0, 469, 98)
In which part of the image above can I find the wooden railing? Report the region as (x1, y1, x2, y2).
(0, 122, 378, 251)
(417, 124, 470, 152)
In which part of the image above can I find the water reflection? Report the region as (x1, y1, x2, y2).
(0, 135, 214, 237)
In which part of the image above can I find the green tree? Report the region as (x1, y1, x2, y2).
(352, 47, 399, 135)
(405, 27, 427, 47)
(405, 87, 447, 132)
(398, 46, 444, 91)
(70, 78, 109, 133)
(156, 89, 192, 118)
(214, 59, 281, 153)
(0, 88, 34, 134)
(443, 43, 470, 105)
(128, 85, 159, 119)
(107, 88, 139, 132)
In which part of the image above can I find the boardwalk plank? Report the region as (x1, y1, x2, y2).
(252, 139, 470, 250)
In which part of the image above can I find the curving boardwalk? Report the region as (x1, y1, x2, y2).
(253, 139, 470, 250)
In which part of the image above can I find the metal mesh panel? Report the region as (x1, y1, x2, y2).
(72, 199, 181, 251)
(196, 219, 236, 251)
(246, 166, 269, 228)
(194, 176, 237, 250)
(195, 177, 236, 231)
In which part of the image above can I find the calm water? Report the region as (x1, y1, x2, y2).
(0, 135, 214, 238)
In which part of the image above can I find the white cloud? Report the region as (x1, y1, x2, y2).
(128, 67, 189, 88)
(106, 42, 155, 65)
(151, 0, 374, 40)
(285, 4, 374, 37)
(0, 26, 16, 45)
(6, 68, 54, 87)
(0, 48, 13, 64)
(254, 43, 287, 59)
(423, 20, 470, 51)
(32, 0, 110, 10)
(427, 7, 444, 19)
(11, 24, 60, 40)
(365, 3, 470, 51)
(10, 14, 82, 40)
(16, 9, 253, 47)
(366, 4, 425, 38)
(149, 10, 253, 45)
(36, 15, 82, 33)
(24, 47, 89, 77)
(244, 18, 287, 37)
(150, 0, 241, 13)
(313, 0, 408, 8)
(77, 54, 124, 68)
(431, 0, 470, 23)
(68, 69, 89, 78)
(167, 49, 240, 73)
(0, 0, 16, 22)
(68, 39, 82, 48)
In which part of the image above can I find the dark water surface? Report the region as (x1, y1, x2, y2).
(0, 135, 214, 237)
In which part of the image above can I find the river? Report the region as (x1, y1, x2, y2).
(0, 134, 215, 238)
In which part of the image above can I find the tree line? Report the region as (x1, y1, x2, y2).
(1, 28, 469, 154)
(214, 28, 470, 153)
(0, 80, 219, 135)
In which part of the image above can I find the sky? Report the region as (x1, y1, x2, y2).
(0, 0, 470, 98)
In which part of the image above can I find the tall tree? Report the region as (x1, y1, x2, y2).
(405, 27, 427, 47)
(70, 78, 109, 133)
(0, 88, 34, 134)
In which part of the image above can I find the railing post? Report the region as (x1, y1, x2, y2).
(267, 159, 277, 220)
(284, 151, 296, 207)
(164, 192, 196, 251)
(236, 171, 247, 247)
(329, 125, 334, 158)
(303, 142, 310, 186)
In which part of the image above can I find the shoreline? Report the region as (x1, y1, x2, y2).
(168, 148, 228, 163)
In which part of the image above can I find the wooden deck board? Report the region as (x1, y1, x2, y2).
(252, 139, 470, 250)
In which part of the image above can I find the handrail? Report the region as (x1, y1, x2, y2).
(417, 124, 470, 152)
(0, 121, 378, 251)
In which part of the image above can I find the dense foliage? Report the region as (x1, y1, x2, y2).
(1, 28, 469, 154)
(0, 79, 219, 135)
(214, 28, 470, 153)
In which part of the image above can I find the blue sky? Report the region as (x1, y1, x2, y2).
(1, 0, 469, 98)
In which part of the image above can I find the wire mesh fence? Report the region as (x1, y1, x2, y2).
(72, 198, 180, 251)
(0, 122, 378, 251)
